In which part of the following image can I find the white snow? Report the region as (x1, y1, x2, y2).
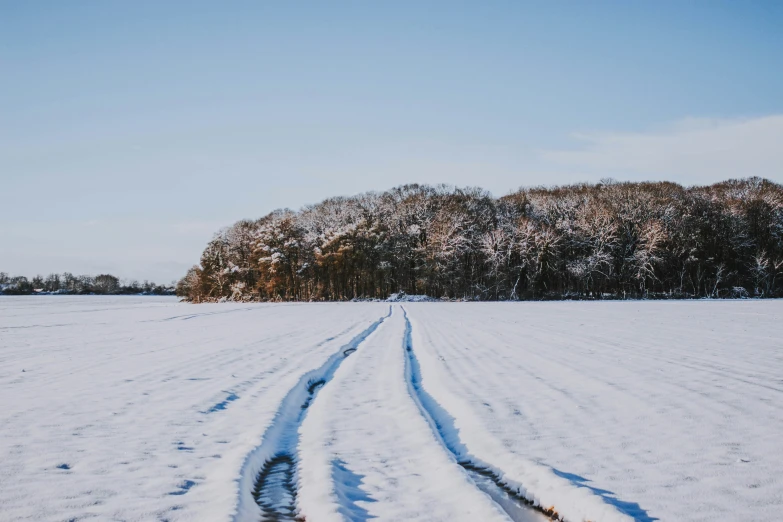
(0, 297, 388, 522)
(404, 301, 783, 522)
(384, 292, 438, 302)
(297, 307, 517, 521)
(2, 297, 782, 522)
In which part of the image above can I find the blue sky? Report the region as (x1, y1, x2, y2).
(2, 1, 782, 282)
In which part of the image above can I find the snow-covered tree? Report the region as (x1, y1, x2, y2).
(177, 178, 783, 302)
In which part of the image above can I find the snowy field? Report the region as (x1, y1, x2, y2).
(1, 297, 782, 522)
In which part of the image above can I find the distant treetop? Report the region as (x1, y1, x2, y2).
(178, 178, 783, 302)
(0, 272, 174, 296)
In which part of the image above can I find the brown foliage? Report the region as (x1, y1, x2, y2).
(178, 178, 783, 301)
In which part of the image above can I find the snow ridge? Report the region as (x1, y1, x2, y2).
(232, 306, 392, 522)
(401, 306, 635, 522)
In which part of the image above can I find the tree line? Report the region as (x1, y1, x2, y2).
(0, 272, 174, 296)
(177, 177, 783, 302)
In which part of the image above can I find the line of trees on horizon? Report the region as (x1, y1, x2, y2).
(0, 272, 175, 296)
(177, 177, 783, 302)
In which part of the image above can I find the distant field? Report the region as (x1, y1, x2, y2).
(1, 297, 781, 522)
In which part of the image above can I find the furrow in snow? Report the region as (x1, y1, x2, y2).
(233, 306, 392, 522)
(297, 306, 514, 522)
(401, 306, 635, 522)
(400, 308, 550, 522)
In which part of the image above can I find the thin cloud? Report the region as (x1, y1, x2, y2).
(539, 115, 783, 185)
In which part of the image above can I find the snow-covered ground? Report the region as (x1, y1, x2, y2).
(1, 297, 782, 521)
(0, 297, 386, 522)
(406, 301, 783, 522)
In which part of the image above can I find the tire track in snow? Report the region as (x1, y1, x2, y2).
(233, 306, 392, 522)
(401, 307, 555, 522)
(198, 322, 364, 416)
(156, 306, 264, 322)
(297, 306, 514, 521)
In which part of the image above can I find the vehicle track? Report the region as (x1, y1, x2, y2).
(233, 307, 392, 522)
(400, 307, 555, 522)
(253, 454, 297, 521)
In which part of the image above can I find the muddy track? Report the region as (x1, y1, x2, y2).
(233, 307, 392, 522)
(253, 454, 298, 521)
(400, 307, 557, 522)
